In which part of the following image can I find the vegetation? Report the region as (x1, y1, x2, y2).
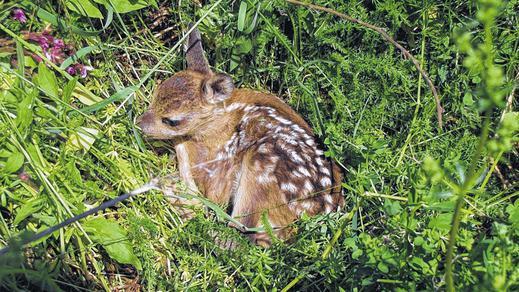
(0, 0, 517, 290)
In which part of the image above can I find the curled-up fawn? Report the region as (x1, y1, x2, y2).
(138, 25, 344, 247)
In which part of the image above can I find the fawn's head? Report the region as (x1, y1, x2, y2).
(137, 25, 234, 139)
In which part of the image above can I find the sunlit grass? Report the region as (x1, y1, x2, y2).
(0, 0, 517, 290)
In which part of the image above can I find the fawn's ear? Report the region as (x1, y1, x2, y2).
(185, 23, 211, 74)
(202, 73, 234, 103)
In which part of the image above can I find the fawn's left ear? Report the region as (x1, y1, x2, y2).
(185, 23, 211, 74)
(202, 73, 234, 103)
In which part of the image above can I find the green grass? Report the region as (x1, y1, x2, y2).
(0, 0, 518, 290)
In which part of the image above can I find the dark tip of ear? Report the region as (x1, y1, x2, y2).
(185, 23, 211, 74)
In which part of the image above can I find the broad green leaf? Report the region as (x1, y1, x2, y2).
(428, 213, 453, 232)
(35, 63, 58, 98)
(66, 160, 83, 185)
(68, 126, 99, 151)
(2, 151, 24, 174)
(23, 55, 38, 69)
(383, 199, 402, 216)
(377, 262, 389, 273)
(413, 236, 425, 246)
(93, 0, 149, 13)
(60, 46, 100, 70)
(237, 38, 253, 54)
(84, 217, 142, 269)
(15, 91, 35, 133)
(28, 4, 101, 36)
(79, 85, 137, 114)
(62, 78, 77, 104)
(506, 201, 519, 229)
(463, 92, 474, 106)
(66, 0, 103, 18)
(72, 87, 103, 105)
(237, 2, 247, 31)
(410, 256, 430, 273)
(351, 249, 363, 259)
(14, 197, 44, 225)
(243, 3, 261, 34)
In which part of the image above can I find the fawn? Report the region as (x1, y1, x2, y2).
(137, 25, 344, 246)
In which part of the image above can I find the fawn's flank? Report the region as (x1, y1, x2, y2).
(137, 24, 344, 246)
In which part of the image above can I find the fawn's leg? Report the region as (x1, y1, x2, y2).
(171, 142, 205, 217)
(230, 154, 297, 247)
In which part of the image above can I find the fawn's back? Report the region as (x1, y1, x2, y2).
(138, 25, 344, 246)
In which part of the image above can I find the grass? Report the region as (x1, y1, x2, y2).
(0, 0, 518, 290)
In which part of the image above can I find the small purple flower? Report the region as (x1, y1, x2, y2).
(12, 9, 27, 23)
(53, 38, 65, 49)
(49, 46, 66, 63)
(78, 64, 93, 78)
(67, 64, 93, 78)
(66, 66, 76, 75)
(38, 33, 54, 50)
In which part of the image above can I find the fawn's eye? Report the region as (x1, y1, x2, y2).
(162, 117, 182, 127)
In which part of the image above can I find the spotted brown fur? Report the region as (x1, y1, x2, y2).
(138, 25, 344, 247)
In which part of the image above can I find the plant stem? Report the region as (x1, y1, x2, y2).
(396, 8, 428, 167)
(445, 110, 491, 291)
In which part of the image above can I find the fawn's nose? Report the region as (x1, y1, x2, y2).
(136, 111, 155, 133)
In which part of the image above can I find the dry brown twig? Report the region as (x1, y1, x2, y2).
(286, 0, 444, 130)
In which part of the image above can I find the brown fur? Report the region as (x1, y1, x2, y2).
(137, 26, 344, 246)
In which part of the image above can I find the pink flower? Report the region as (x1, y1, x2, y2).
(18, 172, 30, 181)
(12, 9, 27, 23)
(77, 64, 93, 78)
(66, 64, 93, 78)
(49, 46, 66, 63)
(23, 31, 95, 77)
(53, 38, 65, 49)
(66, 66, 76, 75)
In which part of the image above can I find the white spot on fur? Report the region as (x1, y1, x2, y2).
(321, 167, 331, 175)
(258, 172, 274, 184)
(304, 180, 313, 192)
(281, 182, 298, 193)
(258, 144, 269, 154)
(316, 159, 324, 166)
(301, 201, 313, 210)
(289, 151, 304, 163)
(325, 204, 333, 214)
(225, 102, 245, 112)
(292, 125, 305, 133)
(244, 105, 256, 112)
(298, 166, 311, 177)
(292, 170, 303, 178)
(324, 195, 333, 204)
(320, 177, 332, 187)
(277, 117, 293, 125)
(278, 133, 298, 145)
